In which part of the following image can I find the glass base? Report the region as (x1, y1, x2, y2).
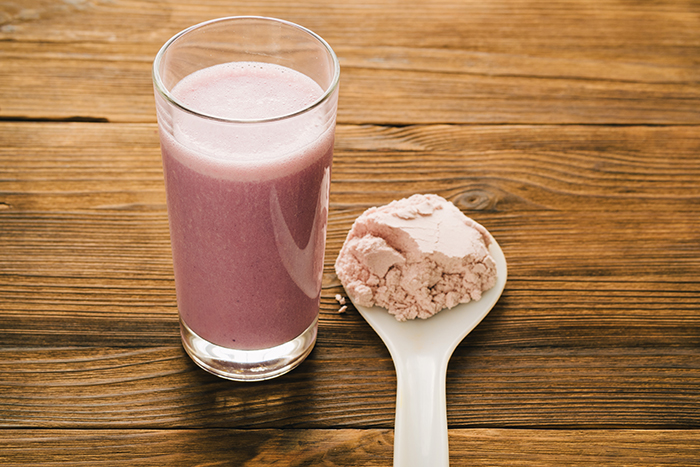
(180, 317, 317, 382)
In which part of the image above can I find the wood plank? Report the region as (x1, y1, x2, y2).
(331, 124, 700, 211)
(0, 344, 697, 428)
(4, 0, 699, 63)
(2, 54, 697, 125)
(0, 428, 393, 466)
(1, 0, 699, 124)
(0, 428, 699, 466)
(1, 122, 699, 213)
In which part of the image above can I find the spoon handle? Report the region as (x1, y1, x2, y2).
(393, 353, 450, 467)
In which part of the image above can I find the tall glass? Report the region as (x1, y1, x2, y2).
(152, 17, 339, 381)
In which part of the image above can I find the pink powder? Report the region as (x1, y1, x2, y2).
(335, 194, 497, 321)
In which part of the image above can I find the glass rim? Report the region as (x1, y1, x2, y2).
(152, 16, 340, 124)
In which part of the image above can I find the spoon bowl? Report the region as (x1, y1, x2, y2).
(350, 239, 507, 467)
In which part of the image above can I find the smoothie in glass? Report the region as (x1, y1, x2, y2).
(159, 62, 333, 351)
(152, 17, 339, 381)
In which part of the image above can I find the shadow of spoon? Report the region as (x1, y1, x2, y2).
(350, 239, 507, 467)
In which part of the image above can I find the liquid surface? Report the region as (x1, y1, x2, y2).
(175, 62, 321, 121)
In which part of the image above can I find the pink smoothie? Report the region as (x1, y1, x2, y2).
(157, 62, 335, 350)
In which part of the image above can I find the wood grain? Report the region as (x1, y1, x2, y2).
(1, 0, 699, 463)
(0, 345, 698, 429)
(1, 0, 699, 124)
(0, 428, 698, 466)
(2, 122, 699, 213)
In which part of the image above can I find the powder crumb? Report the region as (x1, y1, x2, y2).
(338, 305, 348, 314)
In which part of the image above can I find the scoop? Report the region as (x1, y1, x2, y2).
(350, 239, 507, 467)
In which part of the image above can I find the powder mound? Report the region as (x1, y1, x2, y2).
(334, 194, 497, 321)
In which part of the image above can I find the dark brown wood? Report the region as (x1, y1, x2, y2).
(0, 429, 698, 466)
(0, 345, 698, 429)
(1, 0, 699, 464)
(1, 1, 699, 124)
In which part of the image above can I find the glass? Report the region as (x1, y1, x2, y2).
(153, 17, 340, 381)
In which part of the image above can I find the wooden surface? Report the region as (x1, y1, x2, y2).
(1, 0, 699, 465)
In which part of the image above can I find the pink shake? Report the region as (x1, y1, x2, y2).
(157, 62, 335, 350)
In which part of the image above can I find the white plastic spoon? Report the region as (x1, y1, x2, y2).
(350, 240, 507, 467)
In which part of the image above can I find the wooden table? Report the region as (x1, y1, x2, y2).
(2, 1, 699, 465)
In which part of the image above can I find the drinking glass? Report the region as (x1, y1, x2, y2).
(153, 17, 339, 381)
